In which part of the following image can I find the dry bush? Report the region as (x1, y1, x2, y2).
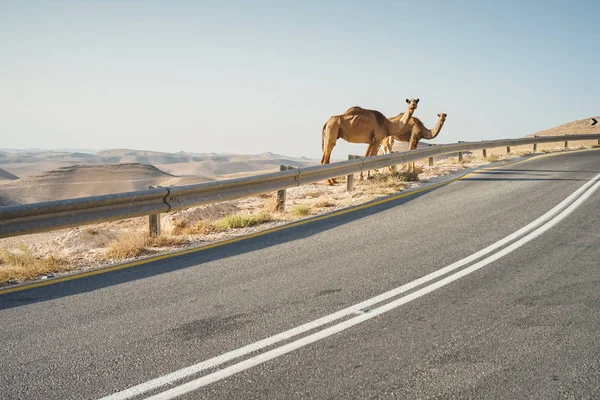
(146, 236, 187, 247)
(304, 190, 327, 199)
(173, 219, 218, 235)
(0, 245, 70, 283)
(105, 234, 147, 259)
(314, 200, 335, 208)
(485, 154, 501, 162)
(517, 151, 533, 157)
(291, 205, 312, 217)
(170, 218, 188, 235)
(215, 212, 273, 230)
(358, 171, 411, 196)
(86, 228, 100, 235)
(260, 195, 280, 212)
(396, 169, 421, 182)
(105, 233, 187, 260)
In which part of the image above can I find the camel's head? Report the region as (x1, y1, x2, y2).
(406, 98, 419, 111)
(437, 113, 447, 122)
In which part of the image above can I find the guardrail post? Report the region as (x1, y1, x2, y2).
(276, 165, 293, 212)
(506, 146, 511, 154)
(482, 149, 487, 159)
(565, 141, 568, 148)
(458, 152, 463, 162)
(428, 157, 434, 166)
(346, 155, 356, 191)
(533, 143, 537, 152)
(148, 185, 161, 237)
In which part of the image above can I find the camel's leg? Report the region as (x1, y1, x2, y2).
(360, 144, 373, 180)
(382, 137, 396, 173)
(321, 119, 340, 185)
(364, 141, 381, 179)
(406, 135, 419, 175)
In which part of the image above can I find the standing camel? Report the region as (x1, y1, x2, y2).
(381, 112, 447, 172)
(321, 98, 419, 184)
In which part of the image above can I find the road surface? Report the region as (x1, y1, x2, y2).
(1, 150, 600, 399)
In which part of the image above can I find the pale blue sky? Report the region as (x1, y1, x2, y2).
(1, 1, 599, 158)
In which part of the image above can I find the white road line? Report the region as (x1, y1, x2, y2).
(100, 172, 600, 400)
(145, 177, 600, 400)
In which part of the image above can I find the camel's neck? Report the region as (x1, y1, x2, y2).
(400, 106, 415, 124)
(388, 107, 415, 134)
(423, 117, 446, 139)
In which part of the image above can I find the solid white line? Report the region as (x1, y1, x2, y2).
(100, 171, 600, 400)
(144, 176, 600, 400)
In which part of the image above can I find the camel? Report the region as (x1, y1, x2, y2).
(321, 98, 419, 184)
(381, 112, 447, 172)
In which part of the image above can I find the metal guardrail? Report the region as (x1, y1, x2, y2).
(1, 134, 599, 239)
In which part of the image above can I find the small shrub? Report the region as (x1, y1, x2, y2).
(215, 212, 273, 230)
(146, 236, 187, 247)
(304, 190, 327, 199)
(171, 218, 218, 236)
(170, 219, 189, 235)
(0, 246, 70, 283)
(291, 205, 312, 217)
(86, 228, 100, 235)
(105, 234, 147, 259)
(260, 196, 279, 212)
(396, 170, 420, 182)
(314, 200, 335, 208)
(486, 154, 500, 162)
(188, 220, 218, 235)
(105, 233, 188, 259)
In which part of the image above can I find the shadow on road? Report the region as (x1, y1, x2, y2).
(0, 184, 439, 310)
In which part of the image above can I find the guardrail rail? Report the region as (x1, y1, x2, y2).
(1, 134, 599, 239)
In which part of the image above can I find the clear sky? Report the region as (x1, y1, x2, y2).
(1, 0, 599, 158)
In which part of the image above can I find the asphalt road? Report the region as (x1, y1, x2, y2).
(2, 150, 600, 399)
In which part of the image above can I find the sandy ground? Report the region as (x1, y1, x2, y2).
(3, 143, 591, 286)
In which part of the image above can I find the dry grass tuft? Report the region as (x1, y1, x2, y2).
(357, 171, 411, 195)
(304, 190, 327, 199)
(105, 233, 188, 259)
(260, 195, 280, 212)
(215, 212, 273, 230)
(396, 170, 420, 182)
(146, 236, 187, 247)
(170, 217, 220, 236)
(314, 199, 335, 208)
(0, 245, 71, 283)
(290, 205, 312, 217)
(485, 154, 501, 162)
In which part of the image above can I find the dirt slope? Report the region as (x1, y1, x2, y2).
(528, 116, 600, 137)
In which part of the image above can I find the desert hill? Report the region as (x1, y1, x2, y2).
(0, 168, 18, 181)
(528, 116, 600, 137)
(0, 163, 212, 205)
(0, 149, 317, 179)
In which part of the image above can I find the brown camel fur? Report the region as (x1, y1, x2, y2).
(381, 112, 447, 172)
(321, 98, 419, 184)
